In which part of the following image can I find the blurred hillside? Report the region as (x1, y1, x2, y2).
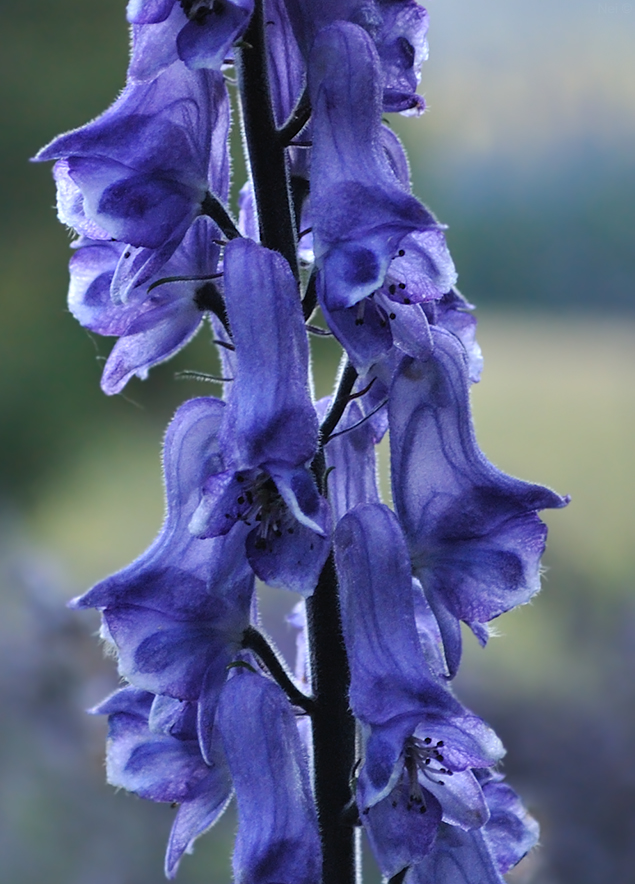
(1, 0, 634, 500)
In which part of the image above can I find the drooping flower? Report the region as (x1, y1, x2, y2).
(94, 686, 233, 879)
(36, 62, 231, 298)
(308, 22, 455, 370)
(217, 669, 322, 884)
(190, 238, 331, 594)
(283, 0, 429, 114)
(334, 503, 505, 876)
(389, 327, 569, 674)
(404, 770, 539, 884)
(68, 215, 224, 394)
(127, 0, 254, 83)
(72, 396, 254, 760)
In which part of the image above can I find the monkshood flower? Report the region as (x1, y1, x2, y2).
(127, 0, 254, 83)
(405, 772, 539, 884)
(334, 504, 505, 877)
(330, 287, 481, 455)
(36, 61, 231, 298)
(68, 215, 224, 394)
(390, 327, 569, 675)
(217, 669, 322, 884)
(308, 23, 456, 370)
(72, 396, 254, 761)
(284, 0, 429, 113)
(95, 686, 233, 879)
(190, 238, 330, 594)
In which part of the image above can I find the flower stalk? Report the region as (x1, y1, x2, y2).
(36, 2, 568, 882)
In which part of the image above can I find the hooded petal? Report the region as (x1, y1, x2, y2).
(217, 671, 322, 884)
(389, 328, 568, 673)
(37, 63, 230, 293)
(334, 504, 450, 725)
(220, 238, 318, 469)
(309, 23, 439, 312)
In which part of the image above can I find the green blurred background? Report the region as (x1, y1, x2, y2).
(0, 1, 634, 882)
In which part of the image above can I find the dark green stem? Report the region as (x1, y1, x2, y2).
(320, 362, 359, 443)
(236, 7, 358, 882)
(201, 192, 241, 240)
(242, 625, 314, 715)
(306, 554, 358, 884)
(235, 0, 298, 277)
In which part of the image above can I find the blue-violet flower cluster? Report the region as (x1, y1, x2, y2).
(37, 2, 567, 882)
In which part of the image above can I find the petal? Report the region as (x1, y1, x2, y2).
(101, 299, 202, 394)
(246, 499, 331, 595)
(481, 779, 539, 874)
(320, 296, 393, 374)
(362, 783, 442, 878)
(165, 721, 233, 878)
(127, 0, 175, 24)
(128, 14, 182, 83)
(177, 0, 254, 70)
(422, 769, 489, 831)
(324, 400, 381, 524)
(217, 672, 322, 884)
(389, 328, 568, 670)
(334, 504, 450, 725)
(406, 824, 506, 884)
(268, 465, 327, 535)
(309, 23, 439, 311)
(220, 239, 318, 469)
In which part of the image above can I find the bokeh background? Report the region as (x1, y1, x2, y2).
(1, 0, 634, 881)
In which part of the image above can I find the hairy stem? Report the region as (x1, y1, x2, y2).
(235, 0, 298, 277)
(307, 554, 358, 884)
(242, 625, 314, 715)
(237, 7, 358, 882)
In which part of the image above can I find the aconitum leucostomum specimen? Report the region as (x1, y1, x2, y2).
(36, 2, 568, 881)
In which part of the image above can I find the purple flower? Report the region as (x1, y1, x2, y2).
(284, 0, 429, 114)
(68, 215, 223, 394)
(217, 670, 322, 884)
(308, 23, 455, 369)
(334, 504, 504, 876)
(36, 62, 231, 297)
(390, 327, 569, 674)
(127, 0, 254, 82)
(404, 772, 539, 883)
(72, 397, 254, 760)
(190, 239, 331, 594)
(94, 686, 233, 878)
